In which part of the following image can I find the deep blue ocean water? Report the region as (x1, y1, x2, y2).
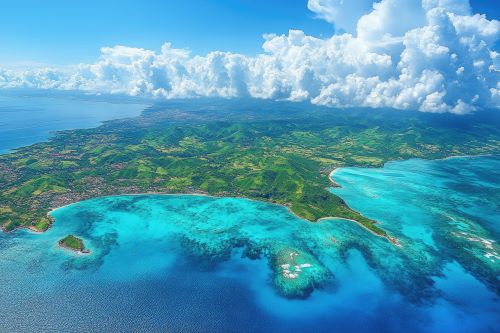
(0, 154, 498, 332)
(0, 92, 147, 153)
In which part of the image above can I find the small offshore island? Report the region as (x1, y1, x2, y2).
(58, 235, 90, 254)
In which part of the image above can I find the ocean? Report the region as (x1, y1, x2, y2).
(0, 91, 147, 153)
(0, 155, 498, 331)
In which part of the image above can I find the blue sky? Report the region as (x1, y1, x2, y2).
(0, 0, 498, 114)
(0, 0, 497, 66)
(0, 0, 333, 65)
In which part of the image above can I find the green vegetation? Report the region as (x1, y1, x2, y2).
(31, 217, 53, 232)
(58, 235, 88, 253)
(1, 100, 499, 240)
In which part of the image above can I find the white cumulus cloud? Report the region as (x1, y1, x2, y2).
(307, 0, 374, 32)
(0, 0, 498, 114)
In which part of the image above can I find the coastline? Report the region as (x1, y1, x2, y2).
(57, 242, 91, 255)
(7, 154, 496, 245)
(325, 154, 498, 244)
(45, 190, 399, 245)
(440, 153, 493, 160)
(317, 215, 400, 246)
(57, 234, 91, 255)
(0, 94, 150, 156)
(328, 154, 495, 189)
(328, 168, 342, 188)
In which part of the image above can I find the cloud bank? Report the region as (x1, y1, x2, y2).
(1, 0, 499, 114)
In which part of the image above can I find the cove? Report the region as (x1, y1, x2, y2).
(0, 156, 498, 332)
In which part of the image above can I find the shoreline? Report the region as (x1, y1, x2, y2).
(57, 234, 91, 255)
(317, 215, 400, 246)
(0, 94, 151, 157)
(324, 154, 497, 244)
(328, 154, 495, 188)
(439, 153, 493, 161)
(46, 191, 399, 245)
(7, 153, 495, 246)
(57, 242, 91, 256)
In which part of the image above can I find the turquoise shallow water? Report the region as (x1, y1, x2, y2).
(331, 156, 500, 272)
(0, 156, 499, 332)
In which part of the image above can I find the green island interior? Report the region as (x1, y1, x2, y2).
(58, 234, 88, 253)
(1, 100, 499, 241)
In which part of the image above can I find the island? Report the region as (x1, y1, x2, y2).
(0, 100, 499, 242)
(58, 235, 90, 254)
